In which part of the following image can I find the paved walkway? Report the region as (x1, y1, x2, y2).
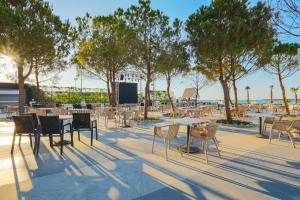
(0, 117, 299, 200)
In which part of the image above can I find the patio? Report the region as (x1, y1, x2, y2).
(1, 115, 299, 200)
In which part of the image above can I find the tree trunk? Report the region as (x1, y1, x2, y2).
(232, 78, 238, 111)
(220, 80, 232, 121)
(144, 78, 150, 119)
(18, 65, 25, 113)
(106, 71, 112, 106)
(247, 91, 249, 104)
(278, 74, 290, 115)
(295, 93, 298, 104)
(34, 64, 45, 105)
(111, 81, 117, 107)
(270, 89, 273, 104)
(166, 76, 175, 112)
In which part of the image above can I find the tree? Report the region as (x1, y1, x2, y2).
(189, 70, 209, 107)
(157, 19, 190, 112)
(120, 0, 169, 119)
(73, 14, 136, 106)
(186, 0, 274, 121)
(264, 42, 300, 115)
(270, 85, 274, 104)
(290, 87, 299, 104)
(271, 0, 300, 37)
(245, 86, 250, 104)
(0, 0, 71, 112)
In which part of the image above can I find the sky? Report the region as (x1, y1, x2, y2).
(1, 0, 299, 100)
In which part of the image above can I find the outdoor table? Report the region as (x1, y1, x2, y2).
(169, 117, 210, 153)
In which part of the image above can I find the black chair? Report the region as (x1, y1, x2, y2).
(38, 116, 73, 155)
(20, 113, 39, 131)
(86, 104, 93, 109)
(11, 115, 38, 154)
(72, 113, 97, 145)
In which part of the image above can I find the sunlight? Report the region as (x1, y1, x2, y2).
(0, 54, 15, 67)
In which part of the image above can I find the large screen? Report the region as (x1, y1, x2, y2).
(118, 82, 138, 104)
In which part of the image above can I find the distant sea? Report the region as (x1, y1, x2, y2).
(200, 99, 299, 105)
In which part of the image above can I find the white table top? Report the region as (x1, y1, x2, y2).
(168, 117, 210, 126)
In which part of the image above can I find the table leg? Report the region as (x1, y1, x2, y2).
(181, 125, 201, 153)
(256, 116, 266, 138)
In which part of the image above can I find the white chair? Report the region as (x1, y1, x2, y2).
(152, 124, 182, 160)
(188, 123, 220, 164)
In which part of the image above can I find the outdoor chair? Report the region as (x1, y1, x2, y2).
(72, 113, 97, 145)
(188, 123, 220, 164)
(289, 120, 300, 141)
(263, 117, 276, 133)
(269, 120, 295, 148)
(73, 104, 82, 109)
(152, 124, 182, 161)
(86, 104, 93, 109)
(20, 113, 40, 132)
(104, 108, 118, 128)
(38, 115, 73, 155)
(11, 115, 38, 154)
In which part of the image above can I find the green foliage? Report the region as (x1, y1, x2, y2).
(49, 91, 108, 104)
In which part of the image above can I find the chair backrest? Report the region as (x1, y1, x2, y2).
(86, 104, 93, 109)
(20, 113, 39, 129)
(73, 104, 82, 109)
(264, 117, 275, 124)
(190, 123, 218, 138)
(39, 115, 60, 135)
(72, 113, 91, 129)
(168, 124, 180, 137)
(13, 115, 35, 134)
(272, 120, 292, 131)
(289, 120, 300, 130)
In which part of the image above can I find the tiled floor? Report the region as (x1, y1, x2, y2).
(0, 116, 300, 200)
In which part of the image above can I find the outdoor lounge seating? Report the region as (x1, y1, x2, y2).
(188, 123, 220, 164)
(263, 116, 276, 134)
(72, 113, 98, 145)
(152, 124, 182, 160)
(38, 115, 73, 155)
(11, 115, 37, 154)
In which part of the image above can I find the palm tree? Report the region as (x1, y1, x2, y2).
(290, 87, 299, 104)
(270, 85, 274, 104)
(245, 86, 250, 104)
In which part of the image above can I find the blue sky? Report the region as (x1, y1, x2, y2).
(1, 0, 299, 100)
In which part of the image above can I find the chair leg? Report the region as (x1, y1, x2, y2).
(60, 133, 64, 155)
(175, 137, 183, 157)
(152, 134, 156, 153)
(287, 131, 296, 148)
(278, 131, 282, 141)
(48, 135, 53, 147)
(164, 139, 168, 161)
(29, 133, 33, 148)
(78, 130, 80, 141)
(18, 135, 22, 145)
(11, 132, 16, 154)
(95, 124, 98, 140)
(213, 138, 221, 156)
(70, 126, 74, 147)
(188, 136, 191, 154)
(90, 129, 93, 146)
(204, 141, 208, 164)
(36, 135, 41, 155)
(269, 129, 273, 144)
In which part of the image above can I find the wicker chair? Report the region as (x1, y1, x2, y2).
(152, 124, 182, 160)
(11, 115, 38, 154)
(188, 123, 220, 164)
(72, 113, 97, 145)
(38, 116, 73, 155)
(269, 120, 295, 148)
(263, 117, 276, 134)
(104, 108, 118, 128)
